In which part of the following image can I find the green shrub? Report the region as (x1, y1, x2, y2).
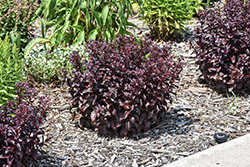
(24, 44, 88, 84)
(32, 0, 140, 50)
(0, 35, 25, 106)
(0, 0, 39, 50)
(139, 0, 204, 40)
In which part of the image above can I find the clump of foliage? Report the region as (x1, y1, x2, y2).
(24, 44, 88, 84)
(0, 82, 51, 167)
(32, 0, 140, 50)
(139, 0, 204, 40)
(0, 35, 24, 106)
(0, 0, 39, 50)
(64, 34, 183, 136)
(193, 0, 250, 92)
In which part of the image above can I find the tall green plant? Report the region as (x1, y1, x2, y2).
(139, 0, 204, 40)
(0, 0, 39, 50)
(0, 35, 25, 106)
(31, 0, 139, 50)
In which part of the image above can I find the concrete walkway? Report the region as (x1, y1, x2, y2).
(163, 133, 250, 167)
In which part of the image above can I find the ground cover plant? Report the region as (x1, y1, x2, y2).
(139, 0, 205, 40)
(0, 0, 39, 50)
(64, 34, 183, 137)
(0, 82, 51, 167)
(31, 0, 140, 50)
(193, 0, 250, 92)
(24, 44, 88, 84)
(0, 36, 24, 106)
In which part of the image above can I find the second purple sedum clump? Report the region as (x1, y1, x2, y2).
(0, 82, 51, 167)
(193, 0, 250, 92)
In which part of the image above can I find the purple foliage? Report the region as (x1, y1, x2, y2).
(193, 0, 250, 92)
(64, 34, 183, 136)
(0, 82, 51, 167)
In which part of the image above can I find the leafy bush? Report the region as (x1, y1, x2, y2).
(0, 35, 24, 106)
(24, 44, 88, 84)
(0, 0, 39, 50)
(139, 0, 204, 40)
(63, 34, 183, 136)
(0, 82, 51, 167)
(193, 0, 250, 92)
(33, 0, 139, 50)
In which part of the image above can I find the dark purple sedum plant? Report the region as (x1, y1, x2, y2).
(64, 34, 183, 136)
(193, 0, 250, 92)
(0, 82, 51, 167)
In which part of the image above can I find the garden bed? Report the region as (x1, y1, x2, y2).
(28, 1, 250, 166)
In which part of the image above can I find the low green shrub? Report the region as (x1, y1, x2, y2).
(0, 0, 39, 50)
(32, 0, 140, 50)
(0, 35, 24, 106)
(193, 0, 250, 92)
(139, 0, 204, 40)
(24, 44, 88, 84)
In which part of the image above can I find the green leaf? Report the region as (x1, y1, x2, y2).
(104, 30, 111, 41)
(59, 19, 70, 42)
(49, 0, 57, 17)
(76, 31, 85, 44)
(39, 17, 47, 50)
(9, 113, 15, 117)
(118, 13, 127, 32)
(94, 11, 102, 28)
(127, 21, 139, 29)
(88, 29, 98, 40)
(31, 5, 44, 23)
(0, 89, 8, 95)
(102, 5, 109, 25)
(71, 25, 83, 31)
(86, 10, 90, 33)
(40, 18, 46, 39)
(23, 38, 50, 58)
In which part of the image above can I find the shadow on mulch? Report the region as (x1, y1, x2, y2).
(74, 109, 198, 142)
(197, 75, 250, 98)
(131, 112, 198, 141)
(145, 26, 195, 45)
(30, 154, 66, 167)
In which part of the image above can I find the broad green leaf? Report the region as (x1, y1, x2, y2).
(81, 1, 87, 9)
(88, 29, 98, 40)
(118, 13, 127, 31)
(60, 20, 70, 42)
(94, 11, 102, 28)
(102, 5, 109, 25)
(49, 0, 57, 17)
(63, 33, 74, 47)
(104, 30, 111, 41)
(76, 31, 85, 44)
